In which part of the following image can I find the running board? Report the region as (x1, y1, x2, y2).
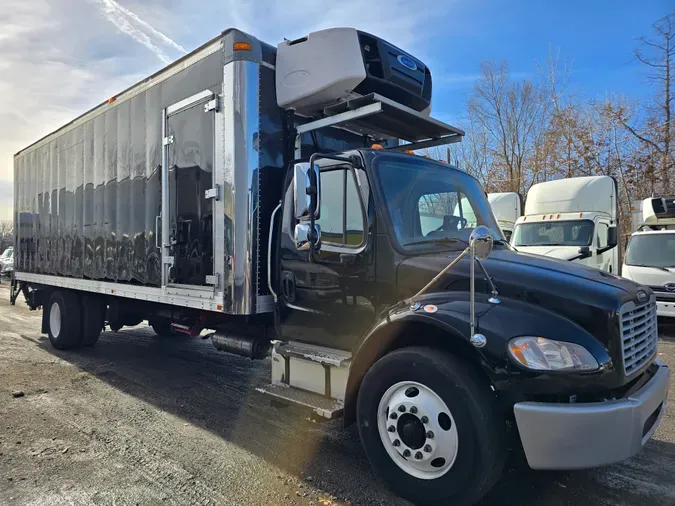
(274, 341, 352, 367)
(256, 384, 344, 419)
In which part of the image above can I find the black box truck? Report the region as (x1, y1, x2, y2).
(11, 27, 669, 505)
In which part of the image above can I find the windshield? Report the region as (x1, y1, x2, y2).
(511, 220, 595, 247)
(373, 155, 503, 250)
(0, 248, 11, 259)
(625, 233, 675, 268)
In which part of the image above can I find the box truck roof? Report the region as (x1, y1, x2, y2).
(524, 176, 616, 219)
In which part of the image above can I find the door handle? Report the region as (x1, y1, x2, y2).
(155, 215, 161, 249)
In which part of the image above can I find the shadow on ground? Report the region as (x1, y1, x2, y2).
(36, 326, 675, 506)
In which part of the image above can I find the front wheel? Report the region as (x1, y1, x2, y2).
(357, 347, 506, 506)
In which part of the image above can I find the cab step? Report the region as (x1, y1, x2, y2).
(274, 341, 352, 367)
(256, 383, 344, 419)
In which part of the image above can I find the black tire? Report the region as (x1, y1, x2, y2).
(80, 296, 105, 347)
(46, 291, 82, 350)
(150, 318, 176, 338)
(357, 347, 506, 506)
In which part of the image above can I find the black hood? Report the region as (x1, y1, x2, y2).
(397, 248, 648, 344)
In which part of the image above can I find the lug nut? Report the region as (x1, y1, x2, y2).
(398, 405, 406, 413)
(420, 416, 428, 424)
(410, 406, 418, 414)
(388, 425, 396, 433)
(426, 431, 435, 439)
(403, 449, 411, 457)
(415, 452, 423, 460)
(424, 444, 432, 453)
(389, 412, 398, 420)
(393, 439, 401, 447)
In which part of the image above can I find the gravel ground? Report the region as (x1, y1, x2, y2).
(1, 282, 674, 506)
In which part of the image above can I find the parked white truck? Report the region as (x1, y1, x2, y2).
(510, 176, 620, 274)
(487, 192, 522, 241)
(623, 196, 675, 319)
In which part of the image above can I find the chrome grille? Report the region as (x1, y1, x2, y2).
(619, 298, 658, 376)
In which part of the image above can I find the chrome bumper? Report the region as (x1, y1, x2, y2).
(514, 359, 670, 470)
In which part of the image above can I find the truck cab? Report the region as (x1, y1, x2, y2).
(510, 176, 620, 274)
(623, 196, 675, 319)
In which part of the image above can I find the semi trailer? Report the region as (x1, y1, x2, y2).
(11, 27, 669, 505)
(511, 176, 620, 274)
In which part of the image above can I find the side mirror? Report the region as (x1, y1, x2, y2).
(295, 223, 321, 251)
(470, 225, 493, 260)
(578, 246, 592, 259)
(607, 226, 618, 248)
(293, 162, 321, 220)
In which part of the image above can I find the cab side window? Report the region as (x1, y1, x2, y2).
(315, 168, 365, 247)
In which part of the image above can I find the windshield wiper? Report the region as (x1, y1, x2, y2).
(629, 264, 673, 272)
(403, 237, 469, 247)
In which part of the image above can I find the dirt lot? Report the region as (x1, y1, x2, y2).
(1, 283, 675, 506)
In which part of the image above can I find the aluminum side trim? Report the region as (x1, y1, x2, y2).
(15, 272, 225, 312)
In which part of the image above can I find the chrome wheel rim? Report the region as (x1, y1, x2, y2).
(377, 381, 458, 479)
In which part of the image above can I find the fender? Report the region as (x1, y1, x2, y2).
(343, 292, 492, 425)
(343, 291, 614, 425)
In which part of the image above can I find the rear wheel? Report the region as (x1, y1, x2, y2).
(80, 296, 105, 346)
(357, 347, 506, 506)
(150, 318, 177, 338)
(47, 291, 82, 350)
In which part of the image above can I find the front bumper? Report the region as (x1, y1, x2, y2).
(657, 300, 675, 318)
(514, 360, 670, 470)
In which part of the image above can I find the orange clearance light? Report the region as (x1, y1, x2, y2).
(579, 212, 583, 218)
(556, 214, 560, 219)
(549, 214, 553, 219)
(424, 155, 431, 159)
(371, 144, 383, 150)
(217, 304, 223, 311)
(14, 151, 21, 157)
(542, 215, 546, 220)
(108, 97, 116, 104)
(234, 42, 252, 51)
(404, 149, 415, 155)
(523, 216, 527, 221)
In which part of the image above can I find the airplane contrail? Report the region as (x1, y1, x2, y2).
(95, 0, 186, 64)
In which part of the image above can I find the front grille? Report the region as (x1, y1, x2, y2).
(619, 299, 658, 376)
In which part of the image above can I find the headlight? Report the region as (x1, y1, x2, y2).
(508, 336, 599, 371)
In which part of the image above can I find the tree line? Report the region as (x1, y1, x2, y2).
(436, 13, 674, 239)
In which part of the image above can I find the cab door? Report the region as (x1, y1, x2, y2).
(277, 164, 375, 351)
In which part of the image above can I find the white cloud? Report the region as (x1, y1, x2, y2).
(93, 0, 186, 63)
(0, 0, 453, 221)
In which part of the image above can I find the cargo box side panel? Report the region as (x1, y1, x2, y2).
(14, 49, 224, 288)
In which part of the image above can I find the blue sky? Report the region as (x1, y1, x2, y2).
(0, 0, 671, 220)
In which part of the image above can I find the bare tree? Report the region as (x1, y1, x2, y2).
(467, 61, 549, 193)
(623, 13, 674, 194)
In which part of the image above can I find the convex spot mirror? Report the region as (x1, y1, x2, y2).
(295, 223, 321, 251)
(294, 162, 321, 221)
(470, 226, 493, 260)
